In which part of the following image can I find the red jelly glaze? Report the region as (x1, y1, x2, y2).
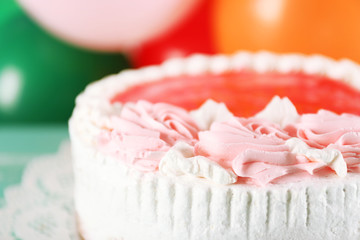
(112, 71, 360, 117)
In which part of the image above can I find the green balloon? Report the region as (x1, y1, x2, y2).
(0, 14, 130, 123)
(0, 0, 21, 26)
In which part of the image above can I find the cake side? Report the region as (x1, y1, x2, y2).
(71, 128, 360, 240)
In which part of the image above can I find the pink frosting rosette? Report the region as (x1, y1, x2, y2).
(98, 100, 199, 171)
(286, 110, 360, 172)
(195, 117, 327, 186)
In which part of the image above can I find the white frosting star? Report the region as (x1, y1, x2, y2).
(190, 99, 234, 130)
(286, 137, 347, 177)
(256, 96, 300, 127)
(159, 141, 238, 185)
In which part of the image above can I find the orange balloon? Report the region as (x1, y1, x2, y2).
(213, 0, 360, 63)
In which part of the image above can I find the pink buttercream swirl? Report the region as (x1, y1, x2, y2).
(97, 99, 360, 185)
(195, 117, 328, 186)
(98, 100, 199, 171)
(286, 110, 360, 173)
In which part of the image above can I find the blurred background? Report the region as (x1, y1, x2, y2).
(2, 0, 360, 124)
(1, 0, 360, 198)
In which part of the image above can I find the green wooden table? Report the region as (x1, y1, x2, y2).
(0, 124, 69, 204)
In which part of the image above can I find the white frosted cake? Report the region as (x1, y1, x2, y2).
(69, 52, 360, 240)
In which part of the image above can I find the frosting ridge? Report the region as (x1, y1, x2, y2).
(97, 97, 360, 185)
(98, 100, 199, 171)
(286, 109, 360, 173)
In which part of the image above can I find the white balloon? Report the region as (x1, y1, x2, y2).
(18, 0, 199, 51)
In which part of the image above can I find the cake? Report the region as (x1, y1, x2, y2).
(69, 52, 360, 240)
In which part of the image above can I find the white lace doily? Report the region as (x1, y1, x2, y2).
(0, 142, 79, 240)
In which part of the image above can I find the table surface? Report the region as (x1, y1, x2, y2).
(0, 124, 69, 202)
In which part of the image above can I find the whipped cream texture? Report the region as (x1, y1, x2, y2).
(255, 96, 300, 127)
(97, 97, 360, 186)
(285, 138, 346, 177)
(159, 141, 238, 185)
(190, 99, 234, 130)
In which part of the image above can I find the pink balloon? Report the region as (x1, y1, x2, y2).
(18, 0, 200, 51)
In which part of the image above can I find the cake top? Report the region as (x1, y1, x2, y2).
(70, 51, 360, 186)
(97, 97, 355, 186)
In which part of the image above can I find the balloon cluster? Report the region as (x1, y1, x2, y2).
(2, 0, 360, 122)
(18, 0, 360, 66)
